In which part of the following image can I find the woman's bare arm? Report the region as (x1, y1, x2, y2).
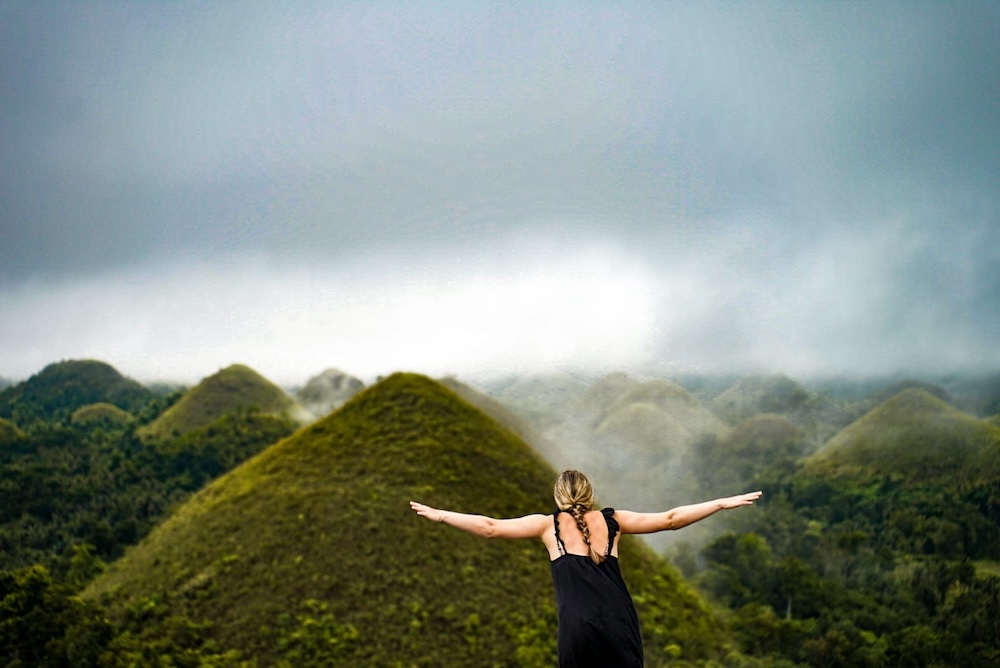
(615, 491, 763, 534)
(410, 501, 549, 539)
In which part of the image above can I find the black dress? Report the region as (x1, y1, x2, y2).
(550, 508, 643, 668)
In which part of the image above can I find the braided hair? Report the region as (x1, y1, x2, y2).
(553, 470, 605, 564)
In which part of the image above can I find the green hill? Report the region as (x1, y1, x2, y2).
(139, 364, 307, 440)
(71, 402, 134, 426)
(0, 359, 152, 424)
(808, 388, 1000, 482)
(86, 373, 725, 666)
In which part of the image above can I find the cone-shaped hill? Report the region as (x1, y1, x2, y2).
(139, 364, 308, 440)
(0, 359, 152, 423)
(807, 388, 1000, 483)
(71, 402, 134, 426)
(601, 379, 728, 443)
(710, 373, 810, 424)
(295, 367, 365, 419)
(86, 373, 724, 666)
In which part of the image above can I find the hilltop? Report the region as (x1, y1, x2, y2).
(808, 388, 1000, 482)
(294, 367, 364, 419)
(710, 374, 810, 424)
(87, 373, 725, 666)
(71, 402, 134, 426)
(0, 359, 152, 424)
(139, 364, 308, 439)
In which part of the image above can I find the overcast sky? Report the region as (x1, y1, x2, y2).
(1, 1, 997, 385)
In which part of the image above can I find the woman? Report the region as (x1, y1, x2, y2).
(411, 469, 762, 667)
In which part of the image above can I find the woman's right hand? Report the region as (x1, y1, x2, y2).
(720, 491, 763, 509)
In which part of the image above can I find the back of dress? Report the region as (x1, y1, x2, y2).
(549, 508, 643, 668)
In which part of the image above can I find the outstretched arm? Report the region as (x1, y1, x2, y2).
(410, 501, 549, 539)
(615, 491, 763, 534)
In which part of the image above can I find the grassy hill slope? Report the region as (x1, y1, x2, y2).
(139, 364, 306, 439)
(87, 373, 725, 666)
(808, 388, 1000, 482)
(0, 359, 151, 424)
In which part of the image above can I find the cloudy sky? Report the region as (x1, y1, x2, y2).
(1, 1, 997, 385)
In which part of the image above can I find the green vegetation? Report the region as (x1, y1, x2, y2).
(86, 373, 727, 666)
(0, 417, 24, 446)
(0, 359, 152, 425)
(673, 388, 1000, 667)
(138, 364, 307, 440)
(0, 406, 294, 574)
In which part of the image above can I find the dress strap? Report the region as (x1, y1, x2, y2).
(601, 508, 618, 557)
(552, 510, 566, 556)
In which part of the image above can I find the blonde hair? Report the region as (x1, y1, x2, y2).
(553, 469, 604, 564)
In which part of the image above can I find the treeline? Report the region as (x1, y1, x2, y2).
(678, 433, 1000, 667)
(0, 395, 295, 666)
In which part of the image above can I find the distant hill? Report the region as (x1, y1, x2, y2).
(71, 402, 134, 426)
(294, 368, 364, 419)
(688, 414, 804, 493)
(0, 359, 152, 424)
(869, 379, 949, 405)
(535, 376, 730, 552)
(492, 372, 590, 431)
(138, 364, 308, 440)
(438, 376, 570, 466)
(808, 388, 1000, 482)
(711, 374, 810, 425)
(87, 373, 725, 666)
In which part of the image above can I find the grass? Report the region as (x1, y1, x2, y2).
(87, 372, 726, 666)
(974, 560, 1000, 579)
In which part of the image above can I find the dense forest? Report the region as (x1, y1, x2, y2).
(1, 360, 998, 666)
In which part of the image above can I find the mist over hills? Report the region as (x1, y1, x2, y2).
(293, 367, 365, 419)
